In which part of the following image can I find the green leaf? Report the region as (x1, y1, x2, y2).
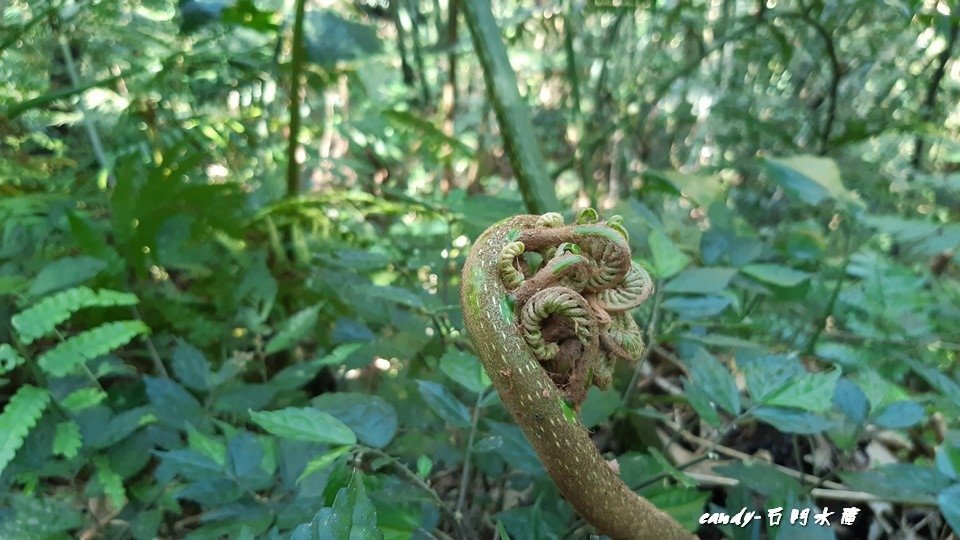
(871, 401, 925, 429)
(497, 521, 512, 540)
(438, 350, 491, 395)
(59, 387, 108, 412)
(12, 287, 139, 344)
(0, 344, 25, 375)
(740, 354, 806, 402)
(751, 407, 834, 434)
(684, 379, 721, 427)
(312, 393, 398, 449)
(172, 339, 214, 391)
(298, 446, 352, 484)
(580, 388, 620, 428)
(740, 264, 811, 288)
(292, 469, 382, 540)
(644, 170, 724, 207)
(265, 306, 320, 355)
(304, 11, 382, 67)
(663, 268, 737, 294)
(144, 377, 204, 429)
(687, 349, 740, 415)
(383, 109, 475, 158)
(832, 378, 869, 424)
(646, 486, 710, 532)
(93, 455, 126, 508)
(53, 420, 82, 459)
(416, 380, 471, 428)
(0, 385, 50, 478)
(839, 464, 953, 504)
(188, 426, 226, 466)
(416, 455, 432, 479)
(660, 295, 732, 319)
(38, 321, 149, 377)
(248, 407, 357, 445)
(939, 484, 960, 534)
(762, 155, 861, 207)
(28, 256, 108, 297)
(648, 229, 690, 279)
(763, 369, 841, 413)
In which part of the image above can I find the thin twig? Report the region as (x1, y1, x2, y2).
(456, 389, 486, 514)
(621, 285, 662, 407)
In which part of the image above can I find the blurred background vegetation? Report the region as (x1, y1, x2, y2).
(1, 0, 959, 538)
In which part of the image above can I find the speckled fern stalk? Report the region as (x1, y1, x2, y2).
(461, 210, 691, 540)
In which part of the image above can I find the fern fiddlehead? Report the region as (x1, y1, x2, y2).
(461, 210, 690, 540)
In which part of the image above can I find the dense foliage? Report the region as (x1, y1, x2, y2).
(1, 0, 959, 538)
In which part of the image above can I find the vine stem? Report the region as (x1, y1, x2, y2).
(456, 389, 486, 514)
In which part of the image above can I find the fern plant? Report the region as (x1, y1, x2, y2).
(0, 385, 50, 478)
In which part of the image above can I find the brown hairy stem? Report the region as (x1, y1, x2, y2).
(461, 212, 692, 539)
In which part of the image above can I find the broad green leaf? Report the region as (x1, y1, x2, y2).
(298, 446, 352, 484)
(172, 340, 214, 391)
(38, 321, 149, 377)
(751, 407, 834, 434)
(763, 155, 861, 207)
(648, 229, 690, 279)
(312, 393, 398, 449)
(248, 407, 356, 445)
(839, 464, 953, 504)
(438, 350, 491, 394)
(644, 170, 724, 207)
(940, 484, 960, 534)
(740, 264, 811, 288)
(763, 369, 841, 413)
(188, 426, 226, 466)
(687, 349, 740, 415)
(292, 469, 382, 540)
(53, 420, 82, 459)
(871, 401, 925, 429)
(416, 455, 432, 478)
(144, 377, 204, 429)
(832, 378, 869, 424)
(684, 379, 721, 427)
(0, 385, 50, 478)
(12, 287, 138, 344)
(663, 268, 736, 294)
(660, 295, 732, 319)
(580, 388, 620, 428)
(416, 380, 471, 428)
(28, 256, 107, 297)
(740, 353, 806, 403)
(265, 306, 320, 355)
(646, 486, 710, 533)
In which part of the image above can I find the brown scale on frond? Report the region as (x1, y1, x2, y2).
(497, 209, 654, 408)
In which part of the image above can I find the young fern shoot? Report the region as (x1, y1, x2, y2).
(461, 210, 691, 540)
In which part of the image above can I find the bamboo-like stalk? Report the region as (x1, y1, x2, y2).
(458, 0, 559, 213)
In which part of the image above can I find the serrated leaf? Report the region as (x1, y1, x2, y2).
(0, 344, 25, 374)
(265, 306, 320, 355)
(38, 321, 149, 377)
(438, 350, 491, 394)
(12, 287, 139, 344)
(298, 446, 351, 484)
(416, 380, 471, 428)
(740, 264, 811, 288)
(53, 420, 82, 459)
(249, 407, 356, 445)
(59, 387, 107, 412)
(0, 385, 50, 478)
(763, 368, 841, 413)
(93, 455, 126, 508)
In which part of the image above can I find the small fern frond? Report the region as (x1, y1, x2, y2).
(37, 321, 149, 378)
(0, 385, 51, 478)
(12, 287, 139, 344)
(53, 420, 82, 459)
(93, 456, 126, 509)
(0, 344, 25, 375)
